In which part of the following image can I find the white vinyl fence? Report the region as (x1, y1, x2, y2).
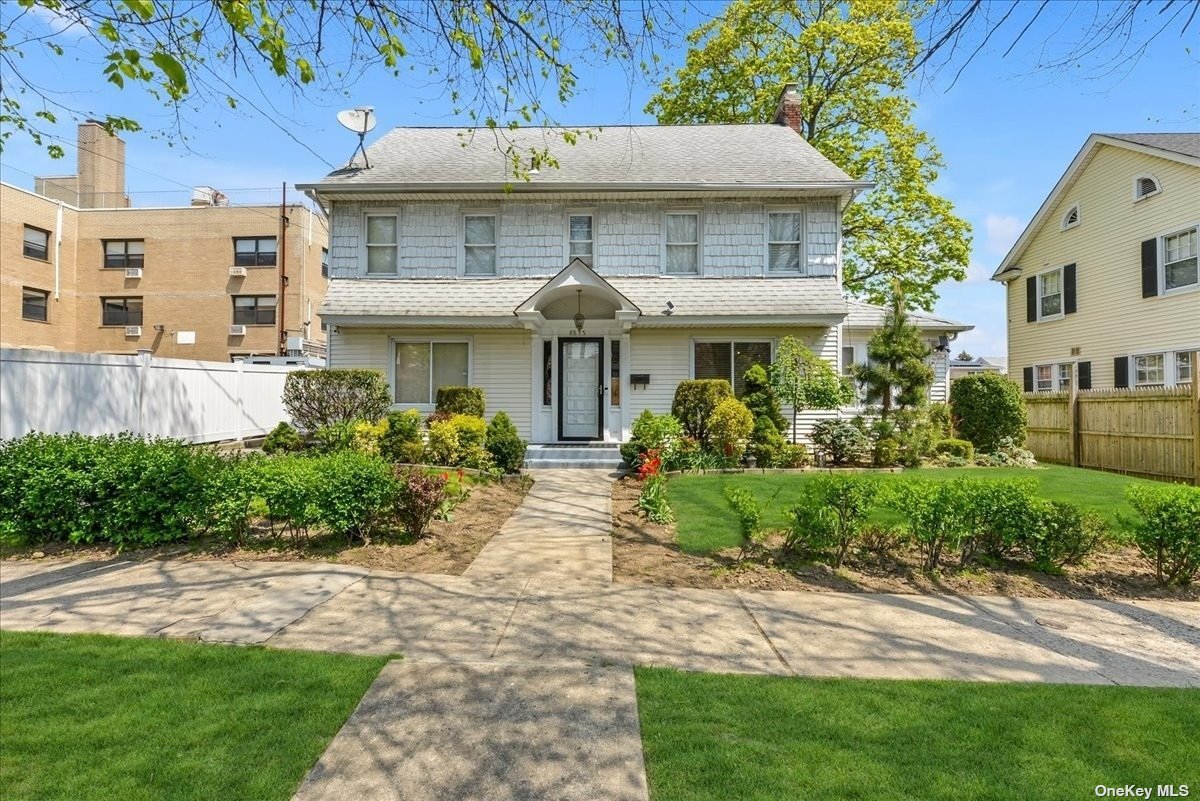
(1, 348, 305, 443)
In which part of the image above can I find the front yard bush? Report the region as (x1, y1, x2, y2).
(1126, 483, 1200, 586)
(310, 450, 397, 544)
(485, 412, 528, 473)
(889, 478, 970, 570)
(786, 475, 878, 568)
(748, 415, 787, 467)
(254, 455, 321, 539)
(313, 420, 358, 452)
(379, 409, 424, 463)
(934, 438, 975, 461)
(809, 419, 869, 466)
(435, 386, 486, 417)
(394, 467, 449, 538)
(282, 369, 391, 432)
(708, 397, 754, 461)
(672, 379, 734, 446)
(950, 372, 1027, 452)
(261, 421, 303, 454)
(740, 364, 788, 434)
(724, 485, 764, 556)
(0, 432, 212, 548)
(621, 409, 684, 468)
(1023, 500, 1108, 570)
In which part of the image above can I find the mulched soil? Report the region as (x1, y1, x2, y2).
(611, 477, 1199, 601)
(3, 478, 531, 576)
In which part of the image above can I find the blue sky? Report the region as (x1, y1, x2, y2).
(2, 4, 1197, 358)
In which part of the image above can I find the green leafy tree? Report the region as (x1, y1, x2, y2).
(852, 282, 933, 418)
(646, 0, 971, 310)
(770, 336, 852, 444)
(1, 0, 675, 171)
(956, 350, 973, 361)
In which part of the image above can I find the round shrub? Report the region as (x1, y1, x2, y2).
(486, 412, 528, 473)
(671, 379, 734, 446)
(1126, 483, 1200, 586)
(394, 467, 449, 539)
(262, 421, 303, 454)
(311, 450, 396, 544)
(425, 419, 460, 466)
(779, 443, 812, 468)
(810, 419, 869, 466)
(709, 398, 754, 461)
(282, 369, 391, 432)
(435, 386, 486, 417)
(950, 372, 1027, 453)
(873, 437, 900, 467)
(934, 438, 975, 461)
(748, 415, 786, 467)
(621, 409, 684, 467)
(379, 409, 425, 463)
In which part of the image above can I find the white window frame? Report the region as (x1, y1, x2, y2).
(1159, 223, 1199, 295)
(1174, 350, 1194, 385)
(362, 210, 400, 276)
(1132, 174, 1162, 202)
(565, 209, 595, 267)
(1036, 266, 1064, 321)
(1060, 203, 1080, 230)
(663, 209, 702, 276)
(689, 337, 774, 395)
(388, 337, 473, 408)
(1132, 352, 1166, 387)
(765, 208, 806, 274)
(460, 211, 498, 277)
(1032, 361, 1073, 392)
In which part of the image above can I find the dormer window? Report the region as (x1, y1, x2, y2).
(1061, 204, 1080, 230)
(1133, 175, 1161, 201)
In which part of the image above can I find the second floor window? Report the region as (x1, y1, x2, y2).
(104, 239, 145, 269)
(768, 212, 803, 272)
(321, 247, 330, 278)
(232, 295, 277, 326)
(22, 288, 49, 322)
(366, 214, 398, 275)
(102, 297, 143, 327)
(23, 225, 49, 260)
(568, 214, 593, 265)
(1038, 269, 1062, 319)
(1163, 227, 1198, 291)
(234, 237, 277, 267)
(665, 212, 699, 274)
(463, 214, 497, 275)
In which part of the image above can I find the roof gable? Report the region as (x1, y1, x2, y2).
(992, 133, 1200, 280)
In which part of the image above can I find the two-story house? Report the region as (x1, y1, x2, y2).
(992, 133, 1199, 393)
(300, 86, 970, 451)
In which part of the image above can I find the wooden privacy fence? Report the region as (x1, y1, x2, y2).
(1024, 383, 1200, 484)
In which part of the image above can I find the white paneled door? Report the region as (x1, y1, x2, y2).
(559, 338, 602, 439)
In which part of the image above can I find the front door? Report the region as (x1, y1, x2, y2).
(558, 338, 603, 440)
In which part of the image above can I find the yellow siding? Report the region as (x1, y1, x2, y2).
(1005, 144, 1200, 388)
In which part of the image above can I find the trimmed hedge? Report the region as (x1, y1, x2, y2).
(950, 372, 1027, 453)
(283, 369, 391, 432)
(436, 386, 486, 417)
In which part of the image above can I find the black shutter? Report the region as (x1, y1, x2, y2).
(1023, 366, 1034, 392)
(1063, 263, 1077, 314)
(1141, 239, 1158, 297)
(1114, 357, 1129, 389)
(1077, 361, 1091, 390)
(1026, 276, 1038, 322)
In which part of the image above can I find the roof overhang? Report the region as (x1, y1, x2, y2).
(296, 180, 873, 196)
(992, 134, 1200, 281)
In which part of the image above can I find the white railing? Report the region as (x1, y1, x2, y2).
(0, 348, 308, 443)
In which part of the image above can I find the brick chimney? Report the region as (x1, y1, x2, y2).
(76, 120, 128, 208)
(773, 83, 804, 136)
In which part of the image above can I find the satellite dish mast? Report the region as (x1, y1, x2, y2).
(336, 106, 376, 169)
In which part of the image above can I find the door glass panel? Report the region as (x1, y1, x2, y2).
(562, 340, 600, 438)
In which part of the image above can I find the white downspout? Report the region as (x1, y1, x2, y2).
(54, 201, 64, 298)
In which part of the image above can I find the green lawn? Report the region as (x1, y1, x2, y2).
(0, 631, 388, 801)
(668, 465, 1153, 554)
(636, 668, 1200, 801)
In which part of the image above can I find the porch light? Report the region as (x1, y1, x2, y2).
(572, 288, 586, 334)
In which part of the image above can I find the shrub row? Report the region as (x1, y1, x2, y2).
(0, 433, 465, 547)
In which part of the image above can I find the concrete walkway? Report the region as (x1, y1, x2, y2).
(3, 470, 1199, 800)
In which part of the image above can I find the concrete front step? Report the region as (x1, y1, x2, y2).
(524, 444, 623, 470)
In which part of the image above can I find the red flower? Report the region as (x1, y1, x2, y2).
(636, 449, 663, 480)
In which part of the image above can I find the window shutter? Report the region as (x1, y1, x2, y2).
(1063, 263, 1077, 314)
(1025, 276, 1037, 322)
(1114, 357, 1129, 389)
(1022, 366, 1033, 392)
(1141, 239, 1158, 297)
(1077, 361, 1091, 390)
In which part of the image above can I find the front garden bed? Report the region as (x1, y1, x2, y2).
(611, 468, 1199, 600)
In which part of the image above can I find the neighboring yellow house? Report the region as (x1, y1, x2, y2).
(992, 133, 1198, 392)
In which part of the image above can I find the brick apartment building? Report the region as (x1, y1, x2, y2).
(1, 122, 329, 362)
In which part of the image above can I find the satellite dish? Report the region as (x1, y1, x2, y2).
(336, 106, 375, 168)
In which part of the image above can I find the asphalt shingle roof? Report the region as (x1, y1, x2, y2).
(1102, 133, 1200, 159)
(308, 125, 857, 188)
(843, 299, 972, 331)
(320, 276, 849, 321)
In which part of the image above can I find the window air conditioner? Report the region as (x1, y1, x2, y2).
(229, 325, 247, 336)
(124, 267, 143, 279)
(124, 325, 142, 337)
(229, 266, 247, 277)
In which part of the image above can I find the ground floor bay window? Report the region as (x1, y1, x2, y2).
(393, 341, 469, 406)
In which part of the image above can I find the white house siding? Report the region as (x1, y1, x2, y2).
(627, 325, 838, 444)
(840, 329, 954, 405)
(327, 198, 840, 280)
(329, 327, 534, 437)
(1005, 144, 1200, 389)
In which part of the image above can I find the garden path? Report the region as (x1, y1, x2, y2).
(3, 472, 1200, 800)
